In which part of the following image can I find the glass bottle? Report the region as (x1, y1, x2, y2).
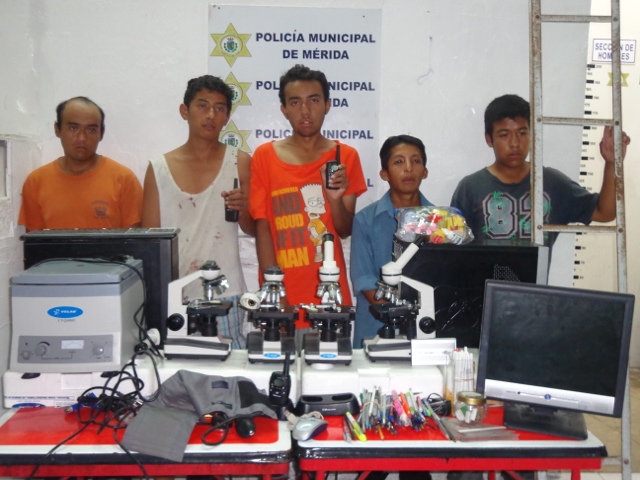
(454, 391, 488, 425)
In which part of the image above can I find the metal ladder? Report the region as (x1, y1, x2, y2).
(529, 0, 631, 478)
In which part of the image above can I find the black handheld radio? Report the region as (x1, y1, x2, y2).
(224, 178, 239, 222)
(325, 144, 341, 190)
(268, 351, 292, 406)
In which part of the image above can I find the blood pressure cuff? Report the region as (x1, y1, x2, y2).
(122, 370, 276, 462)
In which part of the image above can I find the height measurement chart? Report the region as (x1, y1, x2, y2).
(574, 2, 639, 291)
(574, 63, 617, 291)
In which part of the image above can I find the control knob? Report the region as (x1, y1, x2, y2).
(35, 342, 50, 357)
(167, 313, 185, 331)
(418, 316, 436, 335)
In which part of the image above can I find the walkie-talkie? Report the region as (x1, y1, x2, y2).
(325, 144, 341, 190)
(224, 178, 239, 222)
(269, 351, 292, 406)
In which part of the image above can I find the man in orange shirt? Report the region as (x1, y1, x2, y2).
(19, 96, 143, 231)
(249, 64, 367, 328)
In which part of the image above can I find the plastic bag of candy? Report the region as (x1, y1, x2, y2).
(394, 206, 474, 245)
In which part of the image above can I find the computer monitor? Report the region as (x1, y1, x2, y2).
(394, 239, 549, 348)
(476, 279, 635, 439)
(21, 228, 179, 343)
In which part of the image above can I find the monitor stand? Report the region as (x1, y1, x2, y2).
(503, 402, 588, 440)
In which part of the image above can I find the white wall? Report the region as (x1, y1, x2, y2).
(1, 0, 638, 400)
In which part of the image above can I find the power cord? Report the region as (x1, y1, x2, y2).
(426, 392, 452, 417)
(25, 348, 162, 480)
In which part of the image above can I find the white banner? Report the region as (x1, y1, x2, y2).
(208, 5, 382, 207)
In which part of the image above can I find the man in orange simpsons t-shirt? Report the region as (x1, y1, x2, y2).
(249, 64, 367, 329)
(19, 96, 142, 232)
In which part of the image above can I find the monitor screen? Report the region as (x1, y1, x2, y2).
(395, 239, 549, 348)
(476, 280, 634, 439)
(21, 228, 179, 343)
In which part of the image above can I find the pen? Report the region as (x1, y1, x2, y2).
(360, 389, 369, 430)
(414, 394, 426, 421)
(366, 390, 375, 429)
(345, 412, 367, 442)
(380, 390, 387, 426)
(386, 394, 396, 424)
(391, 391, 409, 427)
(400, 392, 411, 415)
(373, 417, 385, 440)
(342, 416, 353, 443)
(371, 390, 379, 425)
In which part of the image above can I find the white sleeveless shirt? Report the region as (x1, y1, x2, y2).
(149, 146, 246, 297)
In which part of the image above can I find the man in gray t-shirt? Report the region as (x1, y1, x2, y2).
(451, 94, 630, 247)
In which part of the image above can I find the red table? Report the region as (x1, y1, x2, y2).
(0, 407, 291, 478)
(296, 407, 606, 480)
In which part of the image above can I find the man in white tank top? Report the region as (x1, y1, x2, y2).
(141, 75, 253, 349)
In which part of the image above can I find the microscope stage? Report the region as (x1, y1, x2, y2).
(363, 336, 412, 361)
(163, 336, 232, 360)
(302, 332, 352, 365)
(247, 332, 296, 364)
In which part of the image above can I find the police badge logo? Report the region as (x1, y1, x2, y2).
(220, 121, 252, 154)
(210, 24, 251, 67)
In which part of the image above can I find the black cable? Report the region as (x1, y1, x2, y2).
(201, 412, 233, 446)
(75, 349, 162, 434)
(29, 349, 163, 479)
(112, 406, 151, 480)
(426, 393, 451, 417)
(100, 349, 162, 405)
(200, 412, 261, 446)
(70, 379, 149, 475)
(122, 349, 162, 404)
(113, 424, 150, 480)
(26, 419, 92, 479)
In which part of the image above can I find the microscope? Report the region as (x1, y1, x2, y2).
(164, 261, 233, 360)
(239, 266, 297, 364)
(303, 234, 354, 366)
(363, 239, 437, 361)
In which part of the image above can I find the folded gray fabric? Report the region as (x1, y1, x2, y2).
(122, 370, 276, 462)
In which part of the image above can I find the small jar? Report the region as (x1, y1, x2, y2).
(454, 391, 488, 425)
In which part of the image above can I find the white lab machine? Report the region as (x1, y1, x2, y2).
(10, 258, 144, 374)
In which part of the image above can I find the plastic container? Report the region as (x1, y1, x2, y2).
(454, 391, 488, 425)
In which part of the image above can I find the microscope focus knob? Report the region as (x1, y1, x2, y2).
(418, 317, 436, 335)
(167, 313, 185, 331)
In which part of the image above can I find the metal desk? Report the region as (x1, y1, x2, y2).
(296, 408, 606, 480)
(0, 407, 291, 478)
